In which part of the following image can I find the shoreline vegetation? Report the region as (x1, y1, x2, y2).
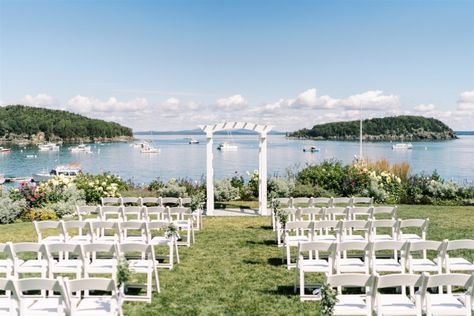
(0, 105, 133, 145)
(288, 115, 457, 141)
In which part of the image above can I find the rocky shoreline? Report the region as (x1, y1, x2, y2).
(0, 132, 134, 145)
(289, 130, 457, 141)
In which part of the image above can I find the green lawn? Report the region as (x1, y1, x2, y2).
(1, 204, 473, 315)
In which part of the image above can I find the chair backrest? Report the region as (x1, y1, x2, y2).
(330, 197, 351, 207)
(398, 218, 429, 230)
(408, 240, 444, 253)
(90, 221, 119, 241)
(100, 197, 121, 206)
(141, 197, 161, 206)
(33, 220, 64, 242)
(446, 239, 474, 251)
(337, 240, 370, 253)
(370, 219, 398, 240)
(285, 221, 314, 239)
(120, 197, 141, 205)
(351, 197, 373, 206)
(371, 241, 407, 260)
(65, 277, 119, 296)
(278, 208, 299, 222)
(291, 197, 311, 208)
(274, 198, 291, 208)
(372, 206, 397, 219)
(75, 205, 100, 220)
(326, 274, 375, 293)
(324, 207, 349, 220)
(161, 197, 180, 206)
(83, 243, 118, 259)
(348, 206, 373, 220)
(377, 273, 425, 295)
(423, 273, 474, 293)
(47, 243, 84, 260)
(62, 220, 93, 238)
(298, 207, 324, 221)
(298, 241, 335, 253)
(100, 205, 123, 221)
(9, 242, 47, 261)
(16, 277, 67, 296)
(144, 206, 170, 222)
(117, 242, 155, 261)
(122, 206, 145, 221)
(312, 197, 331, 207)
(180, 197, 191, 206)
(169, 206, 191, 221)
(313, 220, 340, 236)
(15, 277, 69, 314)
(118, 221, 147, 242)
(340, 220, 371, 239)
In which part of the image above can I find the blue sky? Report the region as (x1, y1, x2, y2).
(1, 0, 473, 131)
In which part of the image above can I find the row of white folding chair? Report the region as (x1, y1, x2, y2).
(0, 276, 122, 315)
(0, 241, 159, 303)
(77, 205, 190, 222)
(100, 197, 202, 230)
(306, 273, 474, 316)
(279, 218, 427, 247)
(32, 220, 180, 268)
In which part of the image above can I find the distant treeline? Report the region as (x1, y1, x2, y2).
(0, 105, 133, 140)
(289, 115, 457, 140)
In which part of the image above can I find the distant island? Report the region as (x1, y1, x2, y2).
(288, 115, 457, 141)
(0, 105, 133, 144)
(135, 129, 287, 135)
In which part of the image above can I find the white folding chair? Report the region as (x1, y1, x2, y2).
(0, 278, 18, 315)
(75, 205, 101, 221)
(15, 277, 68, 316)
(298, 207, 325, 221)
(312, 220, 339, 242)
(406, 240, 444, 274)
(370, 220, 398, 242)
(295, 241, 335, 300)
(62, 220, 93, 245)
(325, 273, 375, 316)
(311, 197, 331, 208)
(143, 206, 170, 223)
(64, 278, 123, 316)
(398, 219, 429, 242)
(47, 243, 84, 279)
(283, 221, 313, 269)
(117, 243, 160, 302)
(339, 220, 371, 242)
(348, 206, 374, 221)
(371, 241, 407, 274)
(140, 197, 161, 207)
(291, 197, 311, 208)
(324, 207, 349, 221)
(146, 221, 179, 269)
(443, 239, 474, 273)
(120, 197, 141, 206)
(0, 243, 13, 277)
(351, 196, 374, 207)
(90, 221, 120, 244)
(83, 243, 118, 283)
(375, 273, 424, 316)
(169, 207, 195, 247)
(330, 197, 352, 207)
(421, 273, 474, 316)
(100, 197, 121, 206)
(118, 221, 148, 243)
(372, 206, 397, 220)
(99, 206, 124, 222)
(335, 241, 370, 274)
(121, 206, 145, 221)
(9, 242, 48, 278)
(34, 220, 65, 244)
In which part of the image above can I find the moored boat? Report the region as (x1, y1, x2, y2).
(70, 143, 92, 153)
(33, 163, 82, 182)
(38, 142, 60, 151)
(0, 146, 12, 153)
(141, 145, 160, 153)
(303, 146, 320, 153)
(217, 142, 238, 151)
(392, 143, 413, 150)
(189, 139, 199, 144)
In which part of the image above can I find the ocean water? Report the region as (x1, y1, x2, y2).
(1, 135, 473, 186)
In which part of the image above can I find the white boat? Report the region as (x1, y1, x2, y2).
(392, 143, 413, 150)
(141, 146, 160, 153)
(217, 142, 238, 151)
(130, 141, 149, 148)
(0, 146, 12, 153)
(189, 139, 199, 144)
(38, 142, 60, 151)
(33, 163, 82, 182)
(70, 144, 92, 153)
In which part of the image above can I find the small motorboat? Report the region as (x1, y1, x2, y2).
(189, 139, 199, 144)
(141, 145, 160, 153)
(70, 144, 92, 153)
(217, 142, 238, 151)
(303, 146, 320, 153)
(33, 163, 82, 182)
(38, 142, 60, 151)
(0, 146, 12, 153)
(392, 143, 413, 150)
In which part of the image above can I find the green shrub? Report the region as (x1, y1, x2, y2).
(20, 208, 58, 221)
(0, 195, 27, 224)
(158, 179, 187, 198)
(75, 173, 127, 204)
(267, 177, 295, 198)
(215, 178, 240, 201)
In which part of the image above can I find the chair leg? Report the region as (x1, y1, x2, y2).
(154, 266, 160, 293)
(286, 246, 291, 269)
(175, 241, 180, 264)
(299, 271, 305, 298)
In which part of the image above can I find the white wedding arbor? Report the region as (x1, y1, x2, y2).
(199, 122, 273, 216)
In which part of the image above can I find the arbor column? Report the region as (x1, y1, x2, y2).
(258, 132, 268, 215)
(206, 133, 214, 215)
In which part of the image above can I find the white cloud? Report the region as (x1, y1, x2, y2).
(337, 90, 400, 110)
(457, 91, 474, 111)
(21, 93, 57, 107)
(66, 95, 148, 113)
(291, 88, 337, 109)
(414, 103, 435, 112)
(216, 94, 248, 110)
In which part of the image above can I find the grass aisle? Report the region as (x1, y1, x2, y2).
(124, 216, 318, 315)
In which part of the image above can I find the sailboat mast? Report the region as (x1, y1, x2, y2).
(359, 102, 363, 158)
